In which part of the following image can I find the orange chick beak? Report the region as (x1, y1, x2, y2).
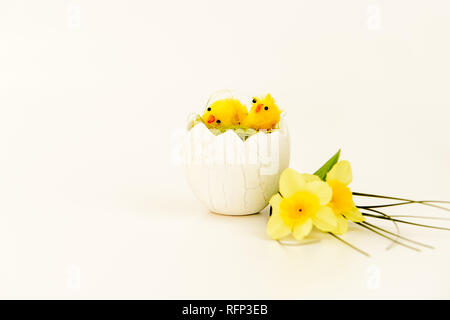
(207, 114, 216, 124)
(255, 104, 263, 113)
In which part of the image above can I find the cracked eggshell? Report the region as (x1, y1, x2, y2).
(182, 115, 290, 215)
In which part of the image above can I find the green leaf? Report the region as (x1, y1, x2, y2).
(313, 149, 341, 181)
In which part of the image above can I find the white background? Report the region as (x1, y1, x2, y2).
(0, 0, 449, 299)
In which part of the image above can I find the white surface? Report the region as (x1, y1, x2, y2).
(0, 0, 449, 299)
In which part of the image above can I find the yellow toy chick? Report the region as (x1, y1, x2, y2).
(242, 93, 282, 130)
(202, 98, 248, 129)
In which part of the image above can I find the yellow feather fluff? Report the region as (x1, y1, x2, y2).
(201, 98, 248, 129)
(242, 93, 282, 130)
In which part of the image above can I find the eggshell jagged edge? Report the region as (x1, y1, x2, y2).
(183, 113, 290, 215)
(185, 112, 288, 141)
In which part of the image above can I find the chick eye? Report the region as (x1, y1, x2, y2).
(207, 107, 211, 111)
(252, 98, 257, 103)
(264, 106, 269, 110)
(216, 120, 221, 124)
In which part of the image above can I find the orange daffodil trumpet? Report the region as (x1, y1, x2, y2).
(326, 160, 365, 234)
(267, 151, 365, 241)
(267, 169, 337, 241)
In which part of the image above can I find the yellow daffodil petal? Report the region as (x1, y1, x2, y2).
(267, 193, 291, 239)
(343, 207, 365, 222)
(267, 212, 291, 240)
(326, 160, 353, 186)
(300, 173, 321, 183)
(334, 215, 349, 235)
(303, 181, 332, 205)
(269, 193, 282, 210)
(279, 168, 307, 198)
(312, 206, 337, 232)
(292, 218, 313, 241)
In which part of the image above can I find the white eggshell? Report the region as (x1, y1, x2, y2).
(182, 116, 290, 215)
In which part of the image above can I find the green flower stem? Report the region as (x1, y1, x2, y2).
(353, 192, 450, 203)
(362, 209, 450, 231)
(353, 192, 450, 212)
(328, 232, 370, 257)
(356, 222, 421, 252)
(358, 202, 450, 212)
(361, 221, 434, 249)
(389, 215, 450, 221)
(356, 205, 401, 249)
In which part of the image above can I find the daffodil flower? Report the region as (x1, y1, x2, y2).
(267, 168, 338, 241)
(325, 160, 365, 234)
